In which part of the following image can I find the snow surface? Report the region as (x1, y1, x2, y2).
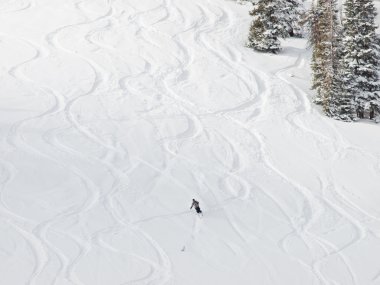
(1, 0, 380, 284)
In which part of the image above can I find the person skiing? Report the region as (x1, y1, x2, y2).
(190, 199, 202, 215)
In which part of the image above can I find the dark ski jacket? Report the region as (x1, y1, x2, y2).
(190, 200, 200, 209)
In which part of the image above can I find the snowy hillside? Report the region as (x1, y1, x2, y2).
(1, 0, 380, 284)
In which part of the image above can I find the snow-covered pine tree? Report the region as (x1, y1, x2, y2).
(325, 22, 345, 120)
(284, 0, 305, 38)
(308, 1, 324, 96)
(333, 0, 357, 120)
(340, 0, 380, 120)
(247, 0, 289, 53)
(309, 0, 341, 115)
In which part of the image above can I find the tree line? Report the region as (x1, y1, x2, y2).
(246, 0, 380, 122)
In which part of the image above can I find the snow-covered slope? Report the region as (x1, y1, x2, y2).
(1, 0, 380, 284)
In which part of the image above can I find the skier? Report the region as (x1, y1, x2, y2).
(190, 199, 202, 215)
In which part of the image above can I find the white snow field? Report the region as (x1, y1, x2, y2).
(1, 0, 380, 284)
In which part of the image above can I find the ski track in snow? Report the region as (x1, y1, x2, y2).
(1, 0, 380, 284)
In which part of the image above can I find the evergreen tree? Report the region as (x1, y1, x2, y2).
(284, 0, 305, 37)
(340, 0, 380, 120)
(333, 0, 357, 120)
(308, 1, 323, 96)
(247, 0, 290, 53)
(308, 0, 341, 115)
